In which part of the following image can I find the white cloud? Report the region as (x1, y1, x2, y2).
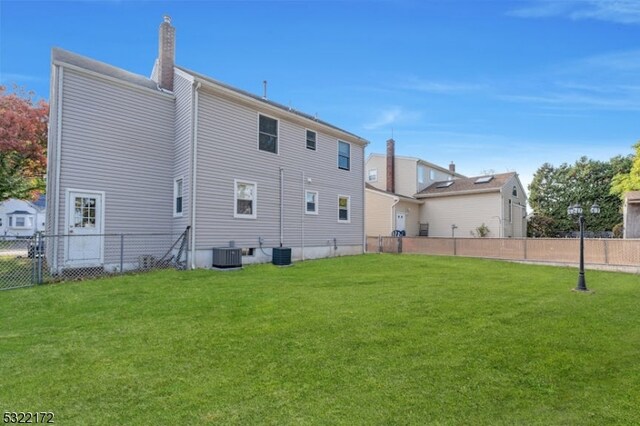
(508, 0, 640, 24)
(362, 107, 421, 130)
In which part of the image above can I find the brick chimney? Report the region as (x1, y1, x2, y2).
(386, 138, 395, 193)
(449, 161, 456, 174)
(158, 15, 175, 91)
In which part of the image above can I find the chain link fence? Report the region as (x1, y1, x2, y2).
(0, 228, 189, 291)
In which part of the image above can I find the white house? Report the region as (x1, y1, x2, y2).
(45, 16, 368, 271)
(0, 196, 46, 238)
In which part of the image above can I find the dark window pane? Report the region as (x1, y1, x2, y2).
(339, 209, 348, 220)
(259, 133, 277, 153)
(307, 202, 315, 212)
(176, 197, 183, 214)
(259, 115, 277, 135)
(339, 141, 350, 155)
(237, 199, 253, 215)
(339, 155, 350, 170)
(306, 130, 316, 150)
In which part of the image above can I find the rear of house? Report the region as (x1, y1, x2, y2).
(45, 16, 367, 272)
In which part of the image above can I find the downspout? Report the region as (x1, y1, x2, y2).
(280, 167, 284, 247)
(362, 147, 366, 253)
(190, 82, 201, 269)
(53, 65, 64, 272)
(499, 186, 503, 238)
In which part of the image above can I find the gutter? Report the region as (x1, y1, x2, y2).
(415, 187, 501, 199)
(190, 82, 201, 269)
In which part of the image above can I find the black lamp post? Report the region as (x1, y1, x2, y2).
(567, 202, 600, 292)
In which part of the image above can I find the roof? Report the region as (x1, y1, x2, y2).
(176, 65, 368, 145)
(7, 210, 32, 215)
(52, 48, 161, 92)
(365, 183, 423, 204)
(625, 191, 640, 203)
(416, 172, 517, 198)
(51, 48, 368, 145)
(30, 195, 46, 210)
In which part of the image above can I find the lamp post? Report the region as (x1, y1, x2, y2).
(567, 202, 600, 292)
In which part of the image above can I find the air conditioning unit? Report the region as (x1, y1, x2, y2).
(272, 247, 292, 266)
(212, 247, 242, 269)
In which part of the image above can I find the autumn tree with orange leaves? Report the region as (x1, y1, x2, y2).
(0, 85, 49, 201)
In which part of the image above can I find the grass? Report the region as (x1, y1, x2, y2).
(1, 254, 639, 425)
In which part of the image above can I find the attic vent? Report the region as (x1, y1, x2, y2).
(475, 176, 494, 184)
(436, 181, 454, 188)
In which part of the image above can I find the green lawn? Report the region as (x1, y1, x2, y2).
(1, 255, 639, 425)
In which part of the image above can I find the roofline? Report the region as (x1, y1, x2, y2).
(177, 66, 369, 147)
(415, 187, 501, 199)
(365, 186, 424, 204)
(367, 153, 466, 178)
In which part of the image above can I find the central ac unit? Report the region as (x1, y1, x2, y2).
(212, 247, 242, 268)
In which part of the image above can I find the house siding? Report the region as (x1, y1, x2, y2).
(172, 71, 193, 234)
(501, 175, 528, 238)
(56, 68, 175, 235)
(194, 88, 364, 251)
(365, 190, 394, 237)
(420, 192, 501, 238)
(366, 155, 387, 192)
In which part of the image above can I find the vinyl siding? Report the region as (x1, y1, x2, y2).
(393, 157, 418, 197)
(365, 189, 394, 237)
(501, 175, 528, 238)
(366, 156, 387, 192)
(394, 200, 420, 237)
(172, 71, 193, 234)
(56, 68, 174, 235)
(194, 88, 364, 250)
(420, 192, 501, 238)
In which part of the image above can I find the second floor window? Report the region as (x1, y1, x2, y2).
(338, 141, 350, 171)
(259, 114, 278, 154)
(306, 130, 316, 150)
(368, 169, 378, 182)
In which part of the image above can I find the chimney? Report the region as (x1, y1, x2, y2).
(449, 161, 456, 174)
(386, 138, 395, 193)
(158, 15, 175, 91)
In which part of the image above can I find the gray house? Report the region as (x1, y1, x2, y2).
(46, 16, 367, 270)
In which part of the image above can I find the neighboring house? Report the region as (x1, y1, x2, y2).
(415, 172, 527, 238)
(45, 16, 367, 271)
(0, 196, 46, 238)
(365, 139, 527, 238)
(623, 191, 640, 238)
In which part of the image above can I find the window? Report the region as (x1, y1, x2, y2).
(241, 248, 255, 256)
(430, 169, 436, 180)
(306, 129, 316, 150)
(174, 178, 183, 216)
(8, 217, 12, 227)
(338, 141, 350, 170)
(234, 180, 257, 219)
(418, 166, 426, 184)
(0, 218, 3, 227)
(258, 114, 278, 153)
(338, 195, 350, 222)
(512, 186, 518, 197)
(16, 217, 25, 227)
(306, 190, 318, 214)
(475, 176, 494, 184)
(368, 169, 378, 182)
(436, 181, 454, 188)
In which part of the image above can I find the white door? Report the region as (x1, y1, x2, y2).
(396, 212, 406, 232)
(65, 191, 104, 267)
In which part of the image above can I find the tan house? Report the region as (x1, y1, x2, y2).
(415, 172, 527, 238)
(623, 191, 640, 238)
(365, 139, 527, 238)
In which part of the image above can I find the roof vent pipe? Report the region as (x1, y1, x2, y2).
(263, 80, 267, 99)
(449, 161, 456, 174)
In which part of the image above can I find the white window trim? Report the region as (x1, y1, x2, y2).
(305, 190, 319, 215)
(234, 179, 258, 219)
(173, 176, 184, 218)
(368, 169, 378, 182)
(337, 140, 351, 171)
(257, 113, 279, 155)
(305, 128, 317, 151)
(338, 195, 351, 223)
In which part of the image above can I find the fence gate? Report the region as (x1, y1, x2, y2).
(0, 235, 39, 290)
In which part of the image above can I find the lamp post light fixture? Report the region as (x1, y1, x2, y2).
(567, 202, 600, 292)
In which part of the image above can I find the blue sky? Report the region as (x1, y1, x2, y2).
(2, 0, 639, 193)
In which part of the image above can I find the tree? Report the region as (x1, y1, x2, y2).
(528, 155, 632, 236)
(610, 141, 640, 199)
(0, 85, 49, 201)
